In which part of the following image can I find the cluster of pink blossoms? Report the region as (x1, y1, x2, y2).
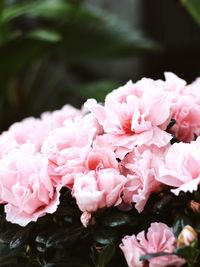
(0, 73, 200, 266)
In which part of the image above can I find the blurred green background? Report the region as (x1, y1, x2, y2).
(0, 0, 200, 131)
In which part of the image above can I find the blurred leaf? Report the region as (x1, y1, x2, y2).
(27, 29, 62, 42)
(71, 81, 119, 102)
(181, 0, 200, 26)
(1, 0, 71, 24)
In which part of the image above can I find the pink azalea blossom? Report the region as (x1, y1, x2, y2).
(120, 146, 163, 213)
(120, 222, 185, 267)
(72, 168, 126, 213)
(2, 105, 81, 154)
(155, 138, 200, 195)
(163, 72, 200, 142)
(0, 145, 60, 226)
(42, 114, 102, 187)
(41, 104, 81, 130)
(85, 78, 172, 159)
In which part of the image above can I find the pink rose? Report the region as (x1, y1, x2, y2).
(72, 169, 126, 213)
(121, 146, 162, 212)
(42, 114, 102, 187)
(85, 79, 172, 159)
(0, 146, 60, 226)
(155, 138, 200, 195)
(120, 222, 185, 267)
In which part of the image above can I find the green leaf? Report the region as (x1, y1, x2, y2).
(27, 29, 62, 43)
(46, 227, 88, 248)
(96, 244, 115, 267)
(9, 224, 33, 249)
(1, 0, 71, 24)
(181, 0, 200, 26)
(175, 240, 200, 266)
(93, 227, 118, 245)
(100, 211, 133, 228)
(140, 252, 172, 261)
(173, 215, 193, 238)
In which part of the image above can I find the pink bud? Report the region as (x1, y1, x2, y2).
(177, 225, 197, 247)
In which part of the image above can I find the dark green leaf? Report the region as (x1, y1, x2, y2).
(97, 244, 115, 267)
(9, 224, 33, 249)
(44, 259, 91, 267)
(100, 211, 133, 228)
(173, 215, 193, 238)
(93, 227, 118, 245)
(175, 240, 200, 266)
(46, 227, 88, 248)
(140, 252, 172, 261)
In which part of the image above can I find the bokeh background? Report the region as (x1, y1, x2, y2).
(0, 0, 200, 131)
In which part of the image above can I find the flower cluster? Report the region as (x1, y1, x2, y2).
(1, 73, 200, 266)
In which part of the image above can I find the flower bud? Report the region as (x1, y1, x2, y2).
(189, 200, 200, 214)
(177, 225, 198, 247)
(80, 211, 95, 227)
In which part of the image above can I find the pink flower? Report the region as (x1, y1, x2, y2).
(164, 72, 186, 93)
(42, 114, 102, 187)
(72, 169, 126, 213)
(163, 72, 200, 142)
(3, 105, 81, 153)
(80, 211, 92, 227)
(85, 145, 118, 171)
(85, 79, 172, 159)
(41, 104, 81, 129)
(169, 95, 200, 142)
(7, 117, 51, 152)
(120, 222, 185, 267)
(155, 137, 200, 195)
(0, 145, 60, 226)
(120, 146, 162, 212)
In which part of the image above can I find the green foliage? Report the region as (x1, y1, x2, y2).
(0, 0, 158, 130)
(181, 0, 200, 26)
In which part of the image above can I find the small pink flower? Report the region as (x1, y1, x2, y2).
(163, 72, 200, 142)
(121, 146, 163, 212)
(0, 145, 60, 226)
(85, 79, 172, 159)
(41, 104, 81, 129)
(169, 95, 200, 142)
(155, 138, 200, 195)
(120, 222, 185, 267)
(42, 114, 102, 187)
(8, 117, 52, 152)
(72, 169, 126, 213)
